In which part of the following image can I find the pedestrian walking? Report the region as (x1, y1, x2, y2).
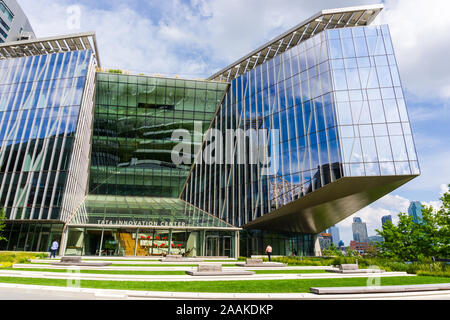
(265, 244, 273, 262)
(50, 240, 59, 259)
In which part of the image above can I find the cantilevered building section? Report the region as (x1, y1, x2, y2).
(182, 3, 419, 252)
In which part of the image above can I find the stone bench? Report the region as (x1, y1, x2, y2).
(160, 255, 204, 262)
(50, 256, 112, 267)
(186, 263, 254, 276)
(326, 264, 385, 274)
(310, 283, 450, 295)
(236, 258, 286, 267)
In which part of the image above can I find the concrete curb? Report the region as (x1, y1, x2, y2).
(0, 283, 449, 300)
(0, 269, 412, 282)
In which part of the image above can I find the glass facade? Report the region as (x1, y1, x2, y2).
(0, 9, 420, 258)
(0, 50, 96, 222)
(91, 73, 228, 198)
(182, 25, 419, 232)
(66, 195, 237, 257)
(240, 230, 315, 257)
(329, 25, 420, 178)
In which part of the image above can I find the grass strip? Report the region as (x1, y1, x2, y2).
(7, 268, 326, 275)
(0, 276, 448, 293)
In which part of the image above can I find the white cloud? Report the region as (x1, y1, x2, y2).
(440, 184, 449, 196)
(336, 193, 411, 245)
(380, 0, 450, 99)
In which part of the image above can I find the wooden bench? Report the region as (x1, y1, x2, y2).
(186, 263, 254, 276)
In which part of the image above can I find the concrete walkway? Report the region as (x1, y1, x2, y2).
(0, 283, 448, 300)
(0, 269, 411, 282)
(13, 263, 333, 271)
(30, 259, 240, 265)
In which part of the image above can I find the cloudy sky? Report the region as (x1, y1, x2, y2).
(17, 0, 450, 244)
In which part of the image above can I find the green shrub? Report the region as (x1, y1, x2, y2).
(0, 252, 46, 268)
(417, 271, 450, 277)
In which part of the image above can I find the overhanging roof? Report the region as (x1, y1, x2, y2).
(0, 32, 101, 67)
(208, 4, 384, 82)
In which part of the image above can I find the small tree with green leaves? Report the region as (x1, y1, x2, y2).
(0, 208, 7, 243)
(376, 184, 450, 260)
(322, 243, 343, 257)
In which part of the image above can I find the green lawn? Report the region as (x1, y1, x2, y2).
(0, 276, 448, 293)
(28, 262, 242, 267)
(7, 268, 326, 275)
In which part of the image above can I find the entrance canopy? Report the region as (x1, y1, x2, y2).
(68, 195, 239, 230)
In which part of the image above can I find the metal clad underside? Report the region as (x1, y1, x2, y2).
(242, 175, 417, 234)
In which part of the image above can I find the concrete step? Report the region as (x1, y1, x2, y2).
(310, 283, 450, 295)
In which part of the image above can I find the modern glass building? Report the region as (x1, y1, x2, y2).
(408, 201, 423, 224)
(381, 214, 392, 226)
(352, 217, 368, 243)
(0, 0, 35, 43)
(0, 4, 420, 257)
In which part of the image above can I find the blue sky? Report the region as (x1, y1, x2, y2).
(17, 0, 450, 245)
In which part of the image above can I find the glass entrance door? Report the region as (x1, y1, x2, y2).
(206, 236, 219, 256)
(222, 236, 232, 257)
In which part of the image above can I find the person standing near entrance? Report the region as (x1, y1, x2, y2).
(265, 245, 273, 262)
(50, 240, 59, 259)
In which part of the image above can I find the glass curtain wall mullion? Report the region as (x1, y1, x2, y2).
(0, 57, 35, 219)
(243, 72, 249, 225)
(35, 52, 69, 220)
(283, 52, 295, 204)
(0, 56, 32, 213)
(41, 51, 77, 220)
(251, 69, 258, 223)
(47, 51, 83, 220)
(15, 55, 52, 220)
(232, 79, 238, 226)
(61, 53, 95, 223)
(8, 55, 43, 214)
(26, 53, 62, 220)
(7, 55, 45, 219)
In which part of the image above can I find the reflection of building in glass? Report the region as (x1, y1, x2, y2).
(352, 217, 368, 243)
(1, 4, 420, 257)
(408, 201, 423, 224)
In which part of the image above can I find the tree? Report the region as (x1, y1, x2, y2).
(0, 208, 6, 243)
(376, 185, 450, 260)
(322, 243, 343, 257)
